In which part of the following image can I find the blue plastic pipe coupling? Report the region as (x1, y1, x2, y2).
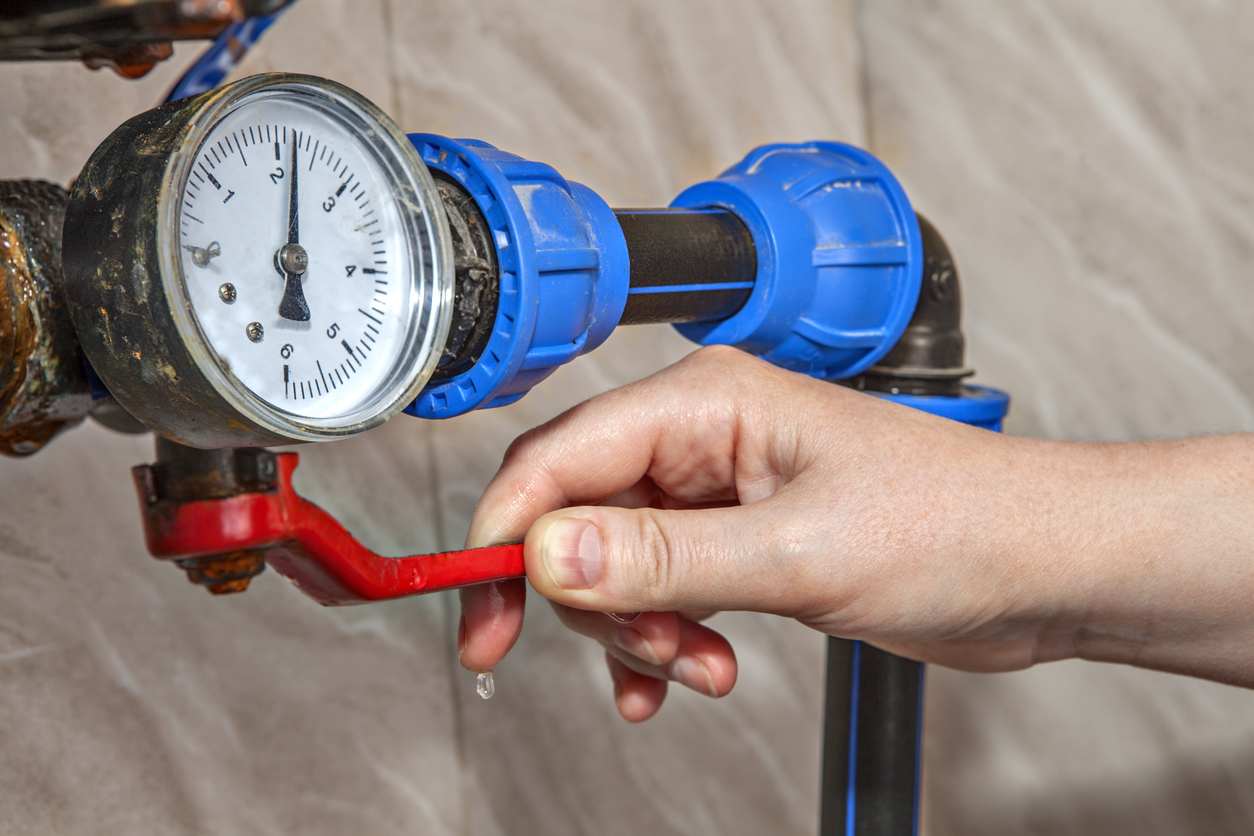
(406, 136, 933, 418)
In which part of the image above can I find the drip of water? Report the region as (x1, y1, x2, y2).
(476, 671, 495, 700)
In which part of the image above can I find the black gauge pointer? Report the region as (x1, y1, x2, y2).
(277, 136, 311, 322)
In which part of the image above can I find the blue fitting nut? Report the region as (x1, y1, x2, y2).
(878, 386, 1011, 432)
(671, 142, 923, 379)
(405, 136, 629, 418)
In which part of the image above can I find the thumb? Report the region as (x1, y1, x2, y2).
(525, 504, 804, 616)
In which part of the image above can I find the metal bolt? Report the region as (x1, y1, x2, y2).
(175, 550, 267, 595)
(218, 282, 236, 303)
(256, 456, 276, 480)
(278, 243, 309, 275)
(246, 321, 264, 342)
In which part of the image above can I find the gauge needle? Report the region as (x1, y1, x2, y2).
(183, 240, 221, 267)
(277, 135, 311, 321)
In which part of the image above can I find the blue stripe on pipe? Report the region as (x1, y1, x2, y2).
(847, 639, 862, 836)
(627, 282, 755, 294)
(913, 663, 926, 836)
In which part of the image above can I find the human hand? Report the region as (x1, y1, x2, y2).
(459, 345, 1254, 717)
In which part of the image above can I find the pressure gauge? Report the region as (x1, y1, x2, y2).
(63, 73, 453, 448)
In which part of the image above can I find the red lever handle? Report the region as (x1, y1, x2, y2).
(134, 452, 524, 605)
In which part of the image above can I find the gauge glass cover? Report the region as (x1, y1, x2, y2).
(162, 76, 451, 440)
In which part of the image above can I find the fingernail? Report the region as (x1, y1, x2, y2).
(457, 614, 466, 664)
(613, 628, 661, 666)
(608, 612, 640, 624)
(669, 656, 718, 698)
(542, 517, 601, 589)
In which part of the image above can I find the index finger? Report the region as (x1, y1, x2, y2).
(464, 346, 763, 550)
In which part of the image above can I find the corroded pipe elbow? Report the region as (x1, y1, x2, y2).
(0, 180, 93, 456)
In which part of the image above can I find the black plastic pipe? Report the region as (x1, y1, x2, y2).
(614, 208, 756, 326)
(820, 639, 924, 836)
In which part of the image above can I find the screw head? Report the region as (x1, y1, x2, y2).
(278, 243, 309, 275)
(246, 321, 264, 342)
(218, 282, 236, 303)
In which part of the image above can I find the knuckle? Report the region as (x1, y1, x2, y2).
(499, 426, 541, 470)
(678, 345, 769, 398)
(617, 511, 677, 605)
(689, 343, 742, 365)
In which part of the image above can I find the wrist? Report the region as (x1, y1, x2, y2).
(1009, 436, 1254, 685)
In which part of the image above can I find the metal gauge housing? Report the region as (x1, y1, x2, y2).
(63, 73, 453, 448)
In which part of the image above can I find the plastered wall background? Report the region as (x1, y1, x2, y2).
(2, 2, 1253, 834)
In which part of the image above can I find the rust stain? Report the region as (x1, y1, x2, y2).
(175, 550, 267, 595)
(0, 182, 90, 456)
(0, 215, 36, 414)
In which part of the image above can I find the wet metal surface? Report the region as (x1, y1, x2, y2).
(0, 180, 92, 456)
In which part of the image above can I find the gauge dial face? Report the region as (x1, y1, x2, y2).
(165, 78, 450, 437)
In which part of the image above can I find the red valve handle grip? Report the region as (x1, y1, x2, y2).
(134, 452, 524, 605)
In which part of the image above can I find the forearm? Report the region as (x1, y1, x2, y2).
(990, 434, 1254, 686)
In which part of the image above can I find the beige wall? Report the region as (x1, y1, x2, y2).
(860, 4, 1254, 834)
(1, 1, 1252, 834)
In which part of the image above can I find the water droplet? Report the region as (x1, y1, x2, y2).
(476, 671, 495, 700)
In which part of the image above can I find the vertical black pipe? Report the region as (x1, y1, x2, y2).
(820, 638, 856, 836)
(820, 640, 924, 836)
